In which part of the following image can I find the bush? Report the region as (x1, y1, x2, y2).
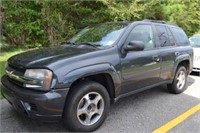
(1, 1, 200, 48)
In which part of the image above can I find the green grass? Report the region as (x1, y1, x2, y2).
(0, 49, 25, 99)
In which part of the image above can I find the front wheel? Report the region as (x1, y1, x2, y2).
(167, 66, 188, 94)
(63, 81, 110, 132)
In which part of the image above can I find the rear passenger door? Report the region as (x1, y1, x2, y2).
(154, 24, 176, 81)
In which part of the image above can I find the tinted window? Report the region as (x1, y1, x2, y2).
(126, 25, 155, 49)
(189, 36, 200, 47)
(166, 27, 176, 46)
(170, 27, 189, 46)
(155, 25, 170, 47)
(70, 23, 127, 47)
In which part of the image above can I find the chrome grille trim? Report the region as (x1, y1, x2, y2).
(6, 70, 42, 86)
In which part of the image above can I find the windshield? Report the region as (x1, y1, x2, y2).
(69, 23, 127, 47)
(189, 36, 200, 47)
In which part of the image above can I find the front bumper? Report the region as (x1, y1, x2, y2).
(1, 75, 69, 122)
(193, 62, 200, 72)
(193, 67, 200, 72)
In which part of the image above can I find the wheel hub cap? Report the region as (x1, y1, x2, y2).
(77, 92, 104, 126)
(176, 70, 186, 90)
(87, 104, 96, 112)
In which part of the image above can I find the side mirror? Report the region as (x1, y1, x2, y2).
(124, 41, 145, 51)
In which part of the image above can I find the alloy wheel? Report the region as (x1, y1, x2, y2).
(77, 92, 104, 126)
(176, 70, 186, 90)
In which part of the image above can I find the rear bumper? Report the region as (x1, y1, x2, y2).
(1, 75, 69, 122)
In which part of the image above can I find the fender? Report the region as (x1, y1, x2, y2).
(173, 53, 191, 76)
(56, 63, 121, 91)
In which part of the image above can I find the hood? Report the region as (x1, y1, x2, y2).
(8, 45, 96, 68)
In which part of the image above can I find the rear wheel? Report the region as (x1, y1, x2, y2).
(167, 66, 188, 94)
(63, 81, 110, 132)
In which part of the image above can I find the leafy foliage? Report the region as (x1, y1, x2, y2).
(1, 0, 200, 48)
(163, 0, 200, 36)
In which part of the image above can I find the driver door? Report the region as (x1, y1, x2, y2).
(120, 24, 161, 94)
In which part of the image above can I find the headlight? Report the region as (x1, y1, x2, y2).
(24, 69, 53, 90)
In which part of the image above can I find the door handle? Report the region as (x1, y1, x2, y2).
(175, 52, 180, 56)
(152, 55, 160, 62)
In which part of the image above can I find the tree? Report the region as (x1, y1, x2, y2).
(163, 0, 200, 36)
(1, 0, 200, 49)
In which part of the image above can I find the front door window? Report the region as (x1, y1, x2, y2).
(126, 25, 155, 49)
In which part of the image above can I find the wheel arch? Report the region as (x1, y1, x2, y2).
(174, 57, 190, 76)
(60, 64, 121, 104)
(69, 73, 116, 103)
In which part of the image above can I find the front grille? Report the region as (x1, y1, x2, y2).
(7, 63, 25, 74)
(8, 77, 24, 87)
(193, 67, 200, 70)
(6, 63, 25, 87)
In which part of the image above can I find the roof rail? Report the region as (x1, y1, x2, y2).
(123, 19, 129, 24)
(143, 19, 167, 24)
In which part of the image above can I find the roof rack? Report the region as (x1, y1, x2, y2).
(143, 19, 167, 24)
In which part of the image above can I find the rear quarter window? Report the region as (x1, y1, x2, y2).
(170, 27, 190, 46)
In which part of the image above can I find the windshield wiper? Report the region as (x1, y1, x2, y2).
(77, 42, 101, 48)
(62, 41, 75, 45)
(62, 42, 102, 49)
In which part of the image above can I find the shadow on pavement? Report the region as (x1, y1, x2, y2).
(190, 72, 200, 76)
(187, 76, 195, 87)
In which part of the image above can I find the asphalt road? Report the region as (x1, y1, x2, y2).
(0, 73, 199, 132)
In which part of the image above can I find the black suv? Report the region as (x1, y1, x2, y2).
(1, 20, 193, 132)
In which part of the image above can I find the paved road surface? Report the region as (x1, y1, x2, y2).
(0, 73, 199, 132)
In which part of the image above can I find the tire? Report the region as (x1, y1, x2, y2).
(167, 66, 188, 94)
(63, 81, 110, 132)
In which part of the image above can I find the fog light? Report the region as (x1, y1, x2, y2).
(24, 102, 31, 111)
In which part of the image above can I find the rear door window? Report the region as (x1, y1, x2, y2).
(170, 27, 189, 46)
(155, 25, 170, 47)
(166, 27, 176, 46)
